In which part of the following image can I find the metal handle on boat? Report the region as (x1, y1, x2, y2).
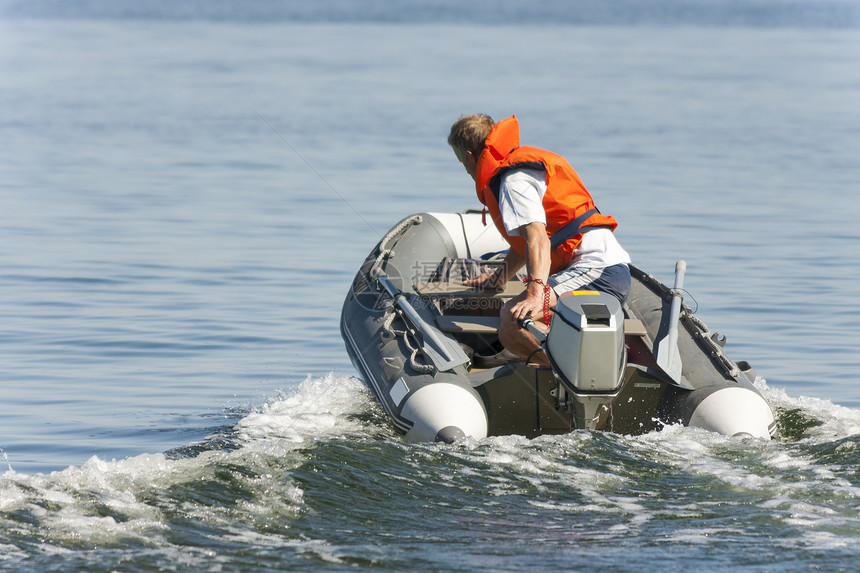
(668, 260, 686, 328)
(520, 316, 547, 343)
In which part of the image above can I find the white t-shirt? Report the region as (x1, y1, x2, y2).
(497, 168, 631, 269)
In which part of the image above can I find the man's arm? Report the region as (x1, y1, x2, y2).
(508, 221, 551, 322)
(467, 168, 547, 291)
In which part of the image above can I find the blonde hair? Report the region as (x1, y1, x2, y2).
(447, 114, 495, 157)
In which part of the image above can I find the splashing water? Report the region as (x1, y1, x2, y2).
(1, 374, 858, 571)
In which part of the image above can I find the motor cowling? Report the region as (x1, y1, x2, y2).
(546, 291, 625, 394)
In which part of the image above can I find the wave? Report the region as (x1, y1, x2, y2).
(1, 374, 859, 570)
(0, 374, 378, 569)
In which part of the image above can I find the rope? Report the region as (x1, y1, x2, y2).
(368, 214, 423, 278)
(685, 311, 739, 377)
(369, 215, 435, 374)
(380, 305, 435, 375)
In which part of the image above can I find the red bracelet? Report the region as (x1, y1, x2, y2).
(522, 277, 553, 325)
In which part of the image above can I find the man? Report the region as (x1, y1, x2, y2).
(448, 114, 631, 365)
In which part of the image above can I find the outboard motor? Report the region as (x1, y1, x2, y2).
(545, 291, 626, 429)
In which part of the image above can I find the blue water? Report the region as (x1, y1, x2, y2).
(1, 1, 860, 570)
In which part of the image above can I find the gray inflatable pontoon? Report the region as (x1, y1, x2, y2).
(341, 211, 777, 442)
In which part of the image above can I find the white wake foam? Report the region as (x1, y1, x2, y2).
(0, 373, 378, 560)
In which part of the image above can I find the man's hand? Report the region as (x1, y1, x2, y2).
(463, 268, 506, 290)
(508, 293, 544, 322)
(464, 248, 525, 290)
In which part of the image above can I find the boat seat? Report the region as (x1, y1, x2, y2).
(624, 318, 647, 337)
(438, 314, 644, 338)
(436, 315, 500, 334)
(413, 281, 526, 299)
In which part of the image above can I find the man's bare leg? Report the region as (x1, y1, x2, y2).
(498, 290, 557, 366)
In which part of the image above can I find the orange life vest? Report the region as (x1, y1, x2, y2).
(474, 116, 618, 274)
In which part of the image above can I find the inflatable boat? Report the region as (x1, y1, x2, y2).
(341, 211, 777, 442)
